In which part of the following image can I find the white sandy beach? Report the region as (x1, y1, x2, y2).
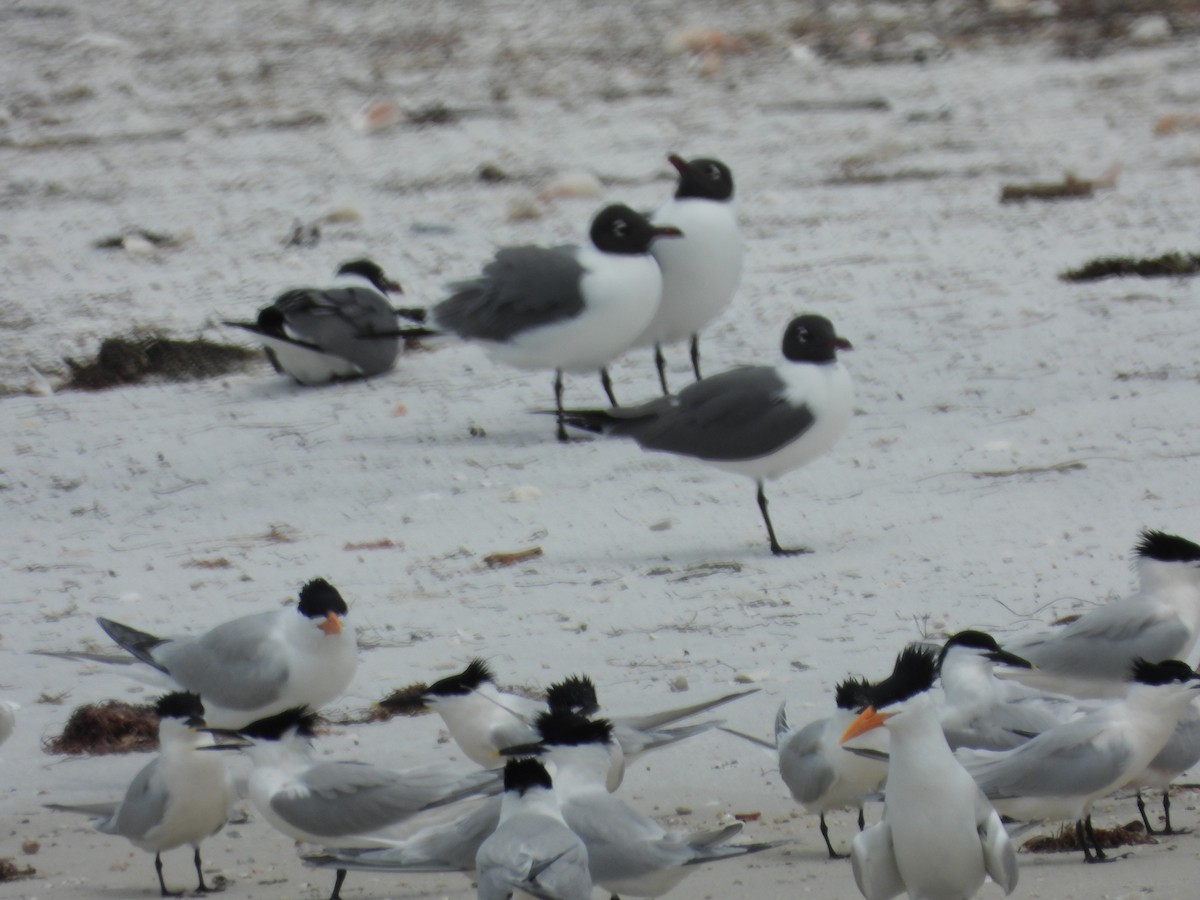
(3, 1, 1200, 897)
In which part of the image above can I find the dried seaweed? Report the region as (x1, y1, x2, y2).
(1021, 820, 1154, 853)
(0, 860, 36, 882)
(1061, 252, 1200, 282)
(44, 700, 159, 756)
(63, 334, 258, 390)
(374, 682, 431, 718)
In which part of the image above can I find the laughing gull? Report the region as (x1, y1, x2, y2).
(405, 204, 682, 441)
(637, 154, 743, 394)
(224, 259, 419, 385)
(47, 693, 234, 897)
(1004, 530, 1200, 697)
(96, 578, 357, 729)
(956, 658, 1200, 863)
(556, 313, 854, 556)
(840, 646, 1019, 899)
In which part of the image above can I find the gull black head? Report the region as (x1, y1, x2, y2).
(235, 706, 321, 741)
(156, 691, 206, 728)
(781, 314, 852, 365)
(503, 757, 554, 795)
(937, 630, 1033, 671)
(834, 676, 872, 711)
(534, 709, 615, 748)
(669, 154, 735, 202)
(1136, 530, 1200, 564)
(589, 204, 683, 256)
(297, 578, 349, 619)
(1129, 658, 1200, 686)
(867, 645, 940, 710)
(424, 658, 496, 699)
(337, 258, 404, 294)
(546, 674, 600, 716)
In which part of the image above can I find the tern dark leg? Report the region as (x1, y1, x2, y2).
(690, 333, 702, 381)
(819, 813, 846, 859)
(1136, 791, 1155, 833)
(554, 369, 569, 442)
(192, 847, 214, 892)
(330, 868, 347, 900)
(858, 807, 866, 831)
(655, 343, 670, 395)
(757, 481, 811, 557)
(600, 367, 619, 407)
(154, 853, 182, 897)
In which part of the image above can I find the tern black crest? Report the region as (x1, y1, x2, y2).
(834, 676, 873, 711)
(937, 630, 1000, 665)
(336, 258, 403, 294)
(781, 315, 847, 365)
(590, 204, 672, 256)
(670, 154, 735, 202)
(503, 757, 554, 795)
(156, 691, 205, 723)
(1136, 530, 1200, 563)
(237, 706, 321, 741)
(534, 709, 614, 747)
(297, 578, 348, 619)
(425, 658, 495, 698)
(546, 674, 600, 716)
(868, 645, 940, 709)
(1130, 658, 1198, 686)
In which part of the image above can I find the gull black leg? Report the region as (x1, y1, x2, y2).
(819, 813, 846, 859)
(554, 369, 568, 442)
(690, 333, 702, 381)
(858, 807, 866, 831)
(330, 868, 347, 900)
(655, 343, 670, 395)
(193, 847, 215, 892)
(1136, 791, 1155, 833)
(1082, 816, 1110, 863)
(1162, 789, 1188, 834)
(600, 367, 619, 407)
(757, 481, 811, 557)
(155, 853, 182, 897)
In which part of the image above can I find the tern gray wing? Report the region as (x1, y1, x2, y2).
(612, 367, 815, 462)
(777, 718, 835, 805)
(435, 246, 587, 342)
(100, 758, 168, 841)
(272, 763, 495, 838)
(152, 612, 288, 710)
(612, 687, 760, 732)
(976, 792, 1018, 895)
(851, 820, 905, 900)
(477, 817, 591, 900)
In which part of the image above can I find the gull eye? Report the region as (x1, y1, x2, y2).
(708, 165, 721, 180)
(613, 219, 628, 237)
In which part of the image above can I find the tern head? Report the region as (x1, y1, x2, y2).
(781, 314, 852, 365)
(502, 709, 615, 757)
(156, 691, 207, 729)
(418, 658, 496, 706)
(297, 578, 349, 636)
(839, 645, 939, 744)
(833, 676, 873, 711)
(589, 204, 683, 256)
(668, 154, 735, 202)
(336, 258, 404, 294)
(1129, 658, 1200, 688)
(937, 630, 1033, 671)
(1134, 531, 1200, 591)
(503, 757, 554, 796)
(233, 706, 321, 743)
(546, 674, 600, 717)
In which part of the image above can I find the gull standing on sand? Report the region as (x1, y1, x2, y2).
(556, 313, 853, 555)
(839, 645, 1018, 900)
(47, 693, 234, 897)
(637, 153, 742, 394)
(1005, 530, 1200, 697)
(96, 578, 357, 729)
(224, 259, 415, 384)
(397, 204, 681, 441)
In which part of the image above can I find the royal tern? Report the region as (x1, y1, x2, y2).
(399, 203, 681, 441)
(47, 692, 234, 897)
(556, 313, 853, 556)
(840, 645, 1018, 900)
(96, 578, 357, 729)
(1006, 530, 1200, 697)
(637, 153, 742, 393)
(957, 658, 1200, 862)
(205, 707, 500, 900)
(476, 757, 592, 900)
(224, 259, 417, 384)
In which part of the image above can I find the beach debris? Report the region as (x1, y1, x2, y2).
(1154, 113, 1200, 136)
(1060, 252, 1200, 282)
(0, 860, 36, 882)
(352, 99, 404, 134)
(1021, 820, 1153, 854)
(477, 163, 510, 182)
(283, 219, 321, 247)
(44, 700, 159, 756)
(970, 460, 1087, 478)
(182, 557, 233, 570)
(63, 333, 258, 391)
(374, 683, 431, 718)
(483, 547, 543, 568)
(664, 26, 752, 74)
(343, 539, 402, 552)
(93, 227, 189, 253)
(1000, 167, 1117, 203)
(537, 170, 605, 202)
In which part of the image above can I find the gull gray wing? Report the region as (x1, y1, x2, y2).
(273, 287, 396, 336)
(976, 793, 1018, 895)
(851, 820, 905, 900)
(613, 367, 815, 462)
(434, 246, 586, 342)
(777, 718, 835, 805)
(271, 762, 495, 838)
(102, 758, 168, 841)
(152, 612, 288, 710)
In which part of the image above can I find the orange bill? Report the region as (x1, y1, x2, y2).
(839, 707, 892, 744)
(319, 611, 343, 636)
